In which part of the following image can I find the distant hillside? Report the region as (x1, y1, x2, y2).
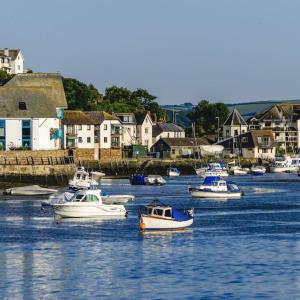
(162, 99, 300, 128)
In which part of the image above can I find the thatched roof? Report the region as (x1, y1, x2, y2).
(0, 73, 67, 118)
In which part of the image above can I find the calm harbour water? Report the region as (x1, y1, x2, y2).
(0, 174, 300, 299)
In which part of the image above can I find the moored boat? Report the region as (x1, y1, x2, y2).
(51, 189, 127, 218)
(251, 165, 266, 175)
(167, 167, 180, 177)
(196, 162, 229, 178)
(269, 156, 300, 173)
(4, 185, 58, 196)
(188, 176, 243, 199)
(139, 201, 193, 231)
(130, 174, 166, 185)
(69, 167, 104, 190)
(231, 166, 249, 175)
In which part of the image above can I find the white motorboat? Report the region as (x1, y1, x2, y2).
(4, 185, 58, 196)
(189, 176, 243, 199)
(45, 190, 134, 206)
(69, 167, 102, 190)
(251, 165, 266, 175)
(231, 166, 250, 175)
(139, 201, 193, 231)
(144, 175, 166, 185)
(51, 189, 127, 218)
(270, 156, 300, 173)
(167, 167, 180, 177)
(196, 162, 229, 178)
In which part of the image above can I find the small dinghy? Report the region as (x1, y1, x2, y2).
(51, 189, 127, 218)
(4, 185, 57, 196)
(167, 167, 180, 177)
(188, 176, 243, 199)
(130, 174, 166, 185)
(139, 200, 193, 231)
(251, 165, 266, 175)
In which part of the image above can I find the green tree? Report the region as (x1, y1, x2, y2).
(62, 77, 103, 110)
(188, 100, 229, 135)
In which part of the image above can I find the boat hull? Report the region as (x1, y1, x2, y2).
(102, 195, 134, 204)
(190, 189, 242, 199)
(53, 203, 127, 218)
(270, 166, 298, 173)
(140, 215, 193, 230)
(198, 171, 229, 178)
(4, 185, 58, 196)
(167, 171, 180, 177)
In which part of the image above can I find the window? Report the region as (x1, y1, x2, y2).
(265, 121, 271, 127)
(104, 137, 108, 143)
(226, 130, 229, 137)
(263, 148, 268, 153)
(78, 125, 82, 130)
(154, 209, 163, 216)
(18, 65, 20, 70)
(87, 137, 91, 143)
(145, 127, 148, 134)
(172, 149, 175, 154)
(22, 120, 31, 148)
(104, 124, 108, 130)
(164, 209, 171, 218)
(242, 137, 248, 143)
(144, 139, 148, 145)
(83, 194, 99, 202)
(0, 120, 5, 150)
(234, 130, 238, 136)
(19, 101, 27, 110)
(78, 137, 83, 143)
(87, 125, 91, 130)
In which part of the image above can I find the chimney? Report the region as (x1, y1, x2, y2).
(4, 48, 9, 56)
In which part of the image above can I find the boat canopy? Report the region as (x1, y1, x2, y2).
(203, 176, 221, 185)
(172, 208, 192, 221)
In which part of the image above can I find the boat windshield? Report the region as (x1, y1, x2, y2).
(164, 209, 172, 218)
(82, 194, 99, 202)
(76, 174, 81, 179)
(73, 194, 84, 202)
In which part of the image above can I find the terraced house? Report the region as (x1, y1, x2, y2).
(0, 73, 67, 150)
(63, 111, 122, 160)
(0, 48, 25, 74)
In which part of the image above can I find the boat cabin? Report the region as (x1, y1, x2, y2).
(143, 205, 173, 219)
(70, 190, 102, 203)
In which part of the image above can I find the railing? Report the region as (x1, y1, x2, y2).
(0, 156, 75, 165)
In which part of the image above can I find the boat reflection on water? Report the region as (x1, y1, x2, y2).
(140, 228, 193, 236)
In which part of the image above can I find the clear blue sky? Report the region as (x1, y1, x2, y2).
(3, 0, 300, 104)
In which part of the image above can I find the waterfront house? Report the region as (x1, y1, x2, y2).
(217, 130, 275, 159)
(63, 111, 95, 150)
(151, 137, 208, 159)
(248, 104, 300, 153)
(114, 113, 137, 147)
(63, 111, 122, 160)
(0, 73, 67, 150)
(152, 122, 185, 145)
(0, 48, 25, 74)
(86, 111, 122, 160)
(222, 109, 248, 139)
(135, 112, 153, 150)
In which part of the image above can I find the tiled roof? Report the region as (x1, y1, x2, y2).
(0, 49, 20, 60)
(63, 111, 93, 125)
(223, 109, 247, 126)
(135, 112, 148, 125)
(158, 137, 209, 147)
(86, 111, 119, 125)
(152, 122, 184, 137)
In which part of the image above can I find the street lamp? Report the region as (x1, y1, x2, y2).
(216, 116, 220, 142)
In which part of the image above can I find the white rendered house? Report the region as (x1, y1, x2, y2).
(0, 73, 67, 150)
(222, 109, 248, 139)
(0, 48, 25, 74)
(114, 113, 137, 147)
(135, 112, 153, 150)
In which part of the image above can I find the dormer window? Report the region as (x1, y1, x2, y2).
(19, 101, 27, 110)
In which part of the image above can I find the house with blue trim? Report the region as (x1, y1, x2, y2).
(0, 73, 67, 150)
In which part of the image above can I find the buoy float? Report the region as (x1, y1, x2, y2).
(139, 222, 145, 231)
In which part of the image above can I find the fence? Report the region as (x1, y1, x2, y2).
(0, 156, 75, 166)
